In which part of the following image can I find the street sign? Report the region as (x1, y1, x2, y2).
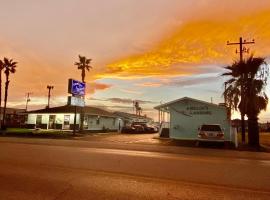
(68, 96, 85, 107)
(68, 79, 86, 96)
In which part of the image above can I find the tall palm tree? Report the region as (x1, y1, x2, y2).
(223, 60, 247, 143)
(244, 56, 268, 147)
(223, 55, 268, 148)
(0, 60, 4, 125)
(74, 55, 92, 83)
(74, 55, 92, 131)
(2, 57, 17, 129)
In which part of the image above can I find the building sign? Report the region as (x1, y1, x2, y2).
(68, 96, 85, 107)
(68, 79, 86, 96)
(186, 106, 212, 115)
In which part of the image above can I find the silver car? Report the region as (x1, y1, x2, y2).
(198, 124, 225, 142)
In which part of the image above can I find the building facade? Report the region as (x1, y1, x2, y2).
(27, 105, 122, 132)
(154, 97, 231, 141)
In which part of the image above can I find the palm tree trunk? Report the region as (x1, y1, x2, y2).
(0, 70, 2, 127)
(248, 117, 260, 148)
(241, 114, 246, 143)
(2, 78, 9, 129)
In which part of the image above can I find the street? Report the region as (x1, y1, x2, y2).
(0, 137, 270, 199)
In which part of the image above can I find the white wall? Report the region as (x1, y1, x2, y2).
(87, 115, 121, 131)
(27, 113, 121, 131)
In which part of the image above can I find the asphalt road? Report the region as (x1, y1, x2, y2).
(0, 138, 270, 199)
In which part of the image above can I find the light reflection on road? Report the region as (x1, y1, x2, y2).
(80, 147, 270, 166)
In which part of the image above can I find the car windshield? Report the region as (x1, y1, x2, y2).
(200, 125, 221, 131)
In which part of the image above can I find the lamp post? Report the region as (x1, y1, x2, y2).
(47, 85, 54, 108)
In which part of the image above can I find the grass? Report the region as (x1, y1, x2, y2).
(0, 128, 79, 139)
(237, 132, 270, 146)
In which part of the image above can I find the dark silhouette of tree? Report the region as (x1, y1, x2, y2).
(74, 55, 92, 131)
(223, 55, 268, 148)
(2, 57, 17, 129)
(0, 60, 4, 125)
(74, 55, 92, 83)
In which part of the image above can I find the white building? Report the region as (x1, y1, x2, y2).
(154, 97, 232, 141)
(27, 105, 123, 132)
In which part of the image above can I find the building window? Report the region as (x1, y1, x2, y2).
(64, 115, 70, 126)
(96, 116, 100, 125)
(36, 115, 42, 125)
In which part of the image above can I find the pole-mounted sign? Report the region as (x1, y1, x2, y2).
(68, 79, 86, 96)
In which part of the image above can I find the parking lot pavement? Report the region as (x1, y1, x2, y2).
(78, 132, 171, 145)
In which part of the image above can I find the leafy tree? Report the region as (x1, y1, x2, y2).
(2, 57, 17, 129)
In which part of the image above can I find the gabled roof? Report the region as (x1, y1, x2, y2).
(27, 105, 115, 117)
(154, 97, 225, 110)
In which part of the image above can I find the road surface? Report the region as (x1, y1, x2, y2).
(0, 138, 270, 199)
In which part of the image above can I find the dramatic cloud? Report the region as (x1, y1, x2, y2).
(97, 10, 270, 79)
(89, 97, 156, 104)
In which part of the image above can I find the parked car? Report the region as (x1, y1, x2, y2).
(121, 122, 158, 134)
(197, 124, 225, 143)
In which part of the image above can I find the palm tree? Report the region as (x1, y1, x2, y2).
(223, 60, 247, 143)
(74, 55, 92, 83)
(223, 55, 268, 148)
(1, 57, 17, 129)
(244, 56, 268, 148)
(74, 55, 92, 131)
(0, 60, 4, 125)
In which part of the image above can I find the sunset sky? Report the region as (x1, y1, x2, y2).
(1, 0, 270, 121)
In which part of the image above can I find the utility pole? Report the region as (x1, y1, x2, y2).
(46, 85, 54, 108)
(227, 37, 255, 143)
(25, 92, 32, 111)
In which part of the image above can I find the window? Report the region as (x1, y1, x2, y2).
(36, 115, 42, 125)
(64, 115, 70, 126)
(96, 116, 100, 125)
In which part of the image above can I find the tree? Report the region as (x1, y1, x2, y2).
(2, 57, 17, 129)
(74, 55, 92, 83)
(223, 60, 247, 143)
(244, 56, 268, 148)
(74, 55, 92, 131)
(0, 60, 4, 125)
(223, 55, 268, 148)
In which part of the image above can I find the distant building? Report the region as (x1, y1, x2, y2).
(154, 97, 232, 141)
(26, 105, 122, 132)
(114, 111, 153, 126)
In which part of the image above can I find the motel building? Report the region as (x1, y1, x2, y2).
(154, 97, 232, 141)
(26, 105, 123, 132)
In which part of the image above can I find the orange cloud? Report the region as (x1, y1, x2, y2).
(97, 10, 270, 79)
(86, 82, 111, 96)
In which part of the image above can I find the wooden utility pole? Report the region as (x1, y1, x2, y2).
(25, 92, 32, 111)
(227, 37, 255, 143)
(46, 85, 54, 108)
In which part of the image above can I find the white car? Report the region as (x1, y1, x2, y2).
(197, 124, 225, 142)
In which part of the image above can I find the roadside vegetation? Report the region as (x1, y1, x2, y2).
(0, 128, 78, 139)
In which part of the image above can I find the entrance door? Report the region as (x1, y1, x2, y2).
(63, 115, 70, 129)
(48, 115, 56, 129)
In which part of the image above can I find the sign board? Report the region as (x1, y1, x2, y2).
(68, 79, 86, 96)
(68, 96, 85, 107)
